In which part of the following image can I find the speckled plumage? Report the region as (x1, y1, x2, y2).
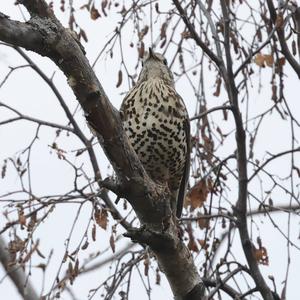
(120, 49, 190, 217)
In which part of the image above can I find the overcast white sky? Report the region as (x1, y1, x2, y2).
(1, 1, 300, 299)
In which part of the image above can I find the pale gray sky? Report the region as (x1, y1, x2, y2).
(1, 1, 300, 299)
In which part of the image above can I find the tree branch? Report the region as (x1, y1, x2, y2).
(219, 2, 275, 299)
(10, 45, 132, 231)
(190, 105, 233, 121)
(172, 0, 222, 67)
(0, 236, 39, 300)
(249, 147, 300, 181)
(0, 101, 75, 132)
(0, 13, 43, 52)
(266, 0, 300, 78)
(0, 1, 204, 299)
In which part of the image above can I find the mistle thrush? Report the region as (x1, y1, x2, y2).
(120, 48, 190, 218)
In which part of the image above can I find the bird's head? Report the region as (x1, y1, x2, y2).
(137, 48, 174, 85)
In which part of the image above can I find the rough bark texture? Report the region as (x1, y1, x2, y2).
(0, 1, 204, 299)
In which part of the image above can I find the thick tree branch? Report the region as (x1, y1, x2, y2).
(0, 1, 204, 299)
(17, 0, 54, 18)
(0, 13, 43, 52)
(0, 236, 39, 300)
(11, 45, 132, 231)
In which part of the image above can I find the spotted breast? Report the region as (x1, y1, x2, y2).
(120, 48, 190, 218)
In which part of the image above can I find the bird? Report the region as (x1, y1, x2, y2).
(120, 48, 190, 218)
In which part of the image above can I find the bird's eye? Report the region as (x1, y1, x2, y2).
(163, 58, 168, 65)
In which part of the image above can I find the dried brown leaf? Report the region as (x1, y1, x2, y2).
(138, 25, 149, 41)
(60, 0, 65, 12)
(120, 5, 127, 17)
(256, 28, 262, 42)
(17, 157, 21, 166)
(116, 70, 123, 88)
(188, 237, 199, 253)
(254, 246, 269, 265)
(27, 211, 37, 232)
(90, 5, 101, 20)
(18, 210, 26, 227)
(94, 208, 108, 230)
(186, 179, 208, 210)
(138, 42, 145, 59)
(230, 32, 239, 54)
(198, 239, 206, 248)
(144, 257, 149, 276)
(278, 57, 286, 67)
(160, 22, 167, 40)
(223, 107, 228, 121)
(74, 259, 79, 276)
(81, 240, 89, 250)
(92, 224, 96, 241)
(213, 77, 222, 97)
(109, 233, 115, 253)
(68, 261, 73, 276)
(272, 84, 277, 102)
(264, 54, 274, 67)
(198, 216, 210, 230)
(254, 53, 265, 67)
(1, 160, 7, 178)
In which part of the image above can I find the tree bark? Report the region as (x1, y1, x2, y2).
(0, 1, 204, 299)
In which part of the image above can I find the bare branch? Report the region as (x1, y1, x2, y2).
(172, 0, 222, 67)
(190, 105, 233, 121)
(249, 147, 300, 181)
(0, 101, 75, 132)
(219, 1, 274, 299)
(0, 236, 39, 300)
(234, 26, 277, 77)
(0, 1, 205, 298)
(266, 0, 300, 78)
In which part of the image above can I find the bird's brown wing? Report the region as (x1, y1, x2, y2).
(176, 116, 190, 218)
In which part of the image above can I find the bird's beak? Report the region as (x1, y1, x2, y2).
(148, 47, 155, 58)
